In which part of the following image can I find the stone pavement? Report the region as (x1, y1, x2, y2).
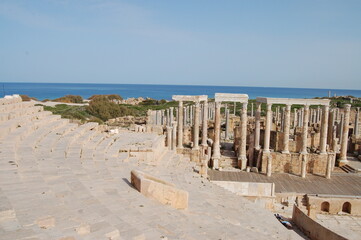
(0, 97, 304, 239)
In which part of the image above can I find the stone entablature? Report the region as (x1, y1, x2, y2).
(172, 95, 207, 102)
(256, 97, 330, 106)
(214, 93, 249, 103)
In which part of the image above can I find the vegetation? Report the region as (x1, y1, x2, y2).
(88, 94, 123, 101)
(39, 104, 101, 123)
(20, 95, 37, 101)
(52, 95, 83, 103)
(86, 95, 133, 121)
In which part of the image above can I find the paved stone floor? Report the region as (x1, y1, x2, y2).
(315, 214, 361, 240)
(209, 170, 361, 195)
(0, 105, 305, 239)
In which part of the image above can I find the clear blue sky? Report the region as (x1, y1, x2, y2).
(1, 0, 360, 89)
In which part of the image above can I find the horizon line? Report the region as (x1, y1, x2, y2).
(2, 81, 361, 92)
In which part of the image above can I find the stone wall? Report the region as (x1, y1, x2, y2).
(260, 152, 334, 176)
(307, 195, 361, 216)
(292, 205, 347, 240)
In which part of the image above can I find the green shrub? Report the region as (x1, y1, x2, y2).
(86, 96, 133, 121)
(53, 95, 83, 103)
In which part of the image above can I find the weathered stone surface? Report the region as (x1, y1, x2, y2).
(131, 170, 188, 209)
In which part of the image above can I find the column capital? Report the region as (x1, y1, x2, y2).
(286, 104, 291, 111)
(194, 101, 200, 107)
(266, 103, 272, 111)
(344, 104, 351, 111)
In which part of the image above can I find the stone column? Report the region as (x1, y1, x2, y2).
(201, 101, 208, 147)
(193, 101, 200, 150)
(263, 103, 273, 153)
(170, 107, 174, 125)
(183, 107, 187, 127)
(254, 102, 261, 150)
(166, 126, 172, 150)
(355, 107, 360, 137)
(282, 104, 291, 154)
(325, 154, 332, 179)
(238, 102, 248, 170)
(266, 154, 272, 177)
(172, 121, 177, 150)
(233, 102, 236, 115)
(175, 108, 178, 123)
(166, 109, 170, 126)
(327, 109, 335, 149)
(251, 103, 254, 117)
(190, 105, 193, 126)
(300, 105, 310, 154)
(177, 101, 184, 148)
(319, 105, 329, 154)
(293, 109, 297, 128)
(301, 154, 307, 178)
(339, 104, 351, 162)
(211, 101, 221, 169)
(225, 109, 230, 140)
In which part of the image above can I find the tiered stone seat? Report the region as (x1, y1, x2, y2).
(0, 96, 303, 240)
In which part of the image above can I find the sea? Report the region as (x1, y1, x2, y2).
(1, 82, 361, 101)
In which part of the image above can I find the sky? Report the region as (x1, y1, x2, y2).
(0, 0, 360, 89)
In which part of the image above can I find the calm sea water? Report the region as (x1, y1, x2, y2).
(1, 82, 361, 100)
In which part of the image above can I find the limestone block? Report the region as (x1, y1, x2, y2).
(76, 223, 90, 235)
(105, 229, 120, 239)
(131, 170, 188, 209)
(36, 216, 55, 229)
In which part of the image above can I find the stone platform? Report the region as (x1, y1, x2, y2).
(209, 170, 361, 195)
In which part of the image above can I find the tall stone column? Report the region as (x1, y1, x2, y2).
(301, 154, 307, 178)
(211, 101, 221, 169)
(254, 102, 261, 150)
(172, 121, 177, 150)
(327, 109, 335, 149)
(325, 154, 332, 179)
(193, 101, 200, 150)
(238, 102, 248, 170)
(177, 101, 184, 148)
(355, 107, 360, 137)
(201, 101, 208, 147)
(251, 103, 254, 117)
(319, 105, 329, 154)
(282, 104, 291, 154)
(190, 105, 193, 126)
(263, 103, 273, 153)
(170, 107, 174, 125)
(183, 107, 187, 127)
(266, 154, 272, 177)
(293, 109, 297, 128)
(300, 105, 310, 154)
(233, 102, 236, 115)
(339, 104, 351, 162)
(225, 109, 230, 140)
(166, 126, 172, 150)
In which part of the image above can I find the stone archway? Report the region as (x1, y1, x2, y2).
(342, 202, 351, 214)
(321, 201, 330, 212)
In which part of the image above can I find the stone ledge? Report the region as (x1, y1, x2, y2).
(131, 170, 188, 209)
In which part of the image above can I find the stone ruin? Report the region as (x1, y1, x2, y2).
(146, 93, 361, 179)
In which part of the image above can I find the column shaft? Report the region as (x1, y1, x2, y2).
(201, 101, 208, 147)
(177, 101, 184, 148)
(339, 104, 351, 162)
(254, 102, 261, 150)
(238, 102, 248, 170)
(263, 104, 273, 153)
(193, 101, 200, 150)
(319, 105, 329, 154)
(282, 104, 291, 154)
(301, 105, 310, 154)
(211, 101, 221, 169)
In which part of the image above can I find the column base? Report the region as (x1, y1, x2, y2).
(281, 150, 290, 154)
(211, 157, 219, 170)
(319, 151, 327, 155)
(300, 151, 308, 155)
(237, 156, 247, 170)
(263, 149, 270, 154)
